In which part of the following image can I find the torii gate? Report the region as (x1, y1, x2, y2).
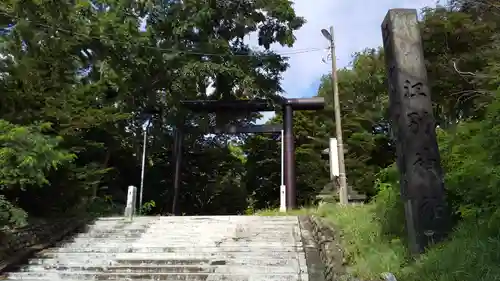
(170, 97, 325, 214)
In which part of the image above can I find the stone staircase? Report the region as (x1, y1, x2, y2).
(2, 215, 316, 281)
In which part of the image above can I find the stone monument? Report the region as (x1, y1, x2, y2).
(381, 9, 451, 254)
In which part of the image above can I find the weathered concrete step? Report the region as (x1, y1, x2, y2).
(4, 272, 306, 281)
(76, 227, 149, 235)
(92, 218, 295, 223)
(79, 225, 299, 232)
(84, 225, 151, 231)
(86, 220, 125, 225)
(130, 220, 295, 223)
(142, 221, 299, 225)
(59, 240, 302, 248)
(54, 245, 302, 251)
(20, 264, 301, 274)
(67, 236, 298, 243)
(80, 224, 150, 229)
(75, 231, 147, 237)
(150, 215, 299, 220)
(56, 242, 302, 248)
(71, 232, 297, 240)
(75, 227, 298, 236)
(144, 222, 299, 226)
(6, 216, 311, 281)
(44, 246, 303, 253)
(142, 229, 300, 234)
(98, 226, 299, 232)
(33, 251, 303, 260)
(27, 258, 301, 267)
(73, 231, 299, 239)
(143, 222, 299, 226)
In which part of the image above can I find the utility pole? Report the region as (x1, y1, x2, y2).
(321, 26, 348, 205)
(139, 119, 151, 214)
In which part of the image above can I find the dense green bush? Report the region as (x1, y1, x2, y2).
(438, 95, 500, 219)
(0, 120, 75, 227)
(0, 195, 27, 228)
(0, 120, 75, 190)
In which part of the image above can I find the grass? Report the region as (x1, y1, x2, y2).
(317, 203, 409, 280)
(253, 207, 315, 216)
(253, 199, 500, 281)
(317, 202, 500, 281)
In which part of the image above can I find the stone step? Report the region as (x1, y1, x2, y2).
(42, 245, 304, 254)
(77, 226, 150, 235)
(4, 272, 306, 281)
(140, 224, 299, 227)
(95, 224, 300, 230)
(27, 258, 301, 267)
(58, 237, 301, 245)
(4, 215, 312, 281)
(144, 221, 299, 226)
(73, 230, 299, 238)
(90, 217, 295, 222)
(56, 241, 303, 249)
(84, 225, 151, 230)
(75, 226, 299, 235)
(110, 228, 299, 233)
(67, 235, 298, 243)
(149, 215, 298, 220)
(19, 264, 301, 274)
(58, 242, 299, 248)
(72, 230, 300, 236)
(33, 251, 303, 260)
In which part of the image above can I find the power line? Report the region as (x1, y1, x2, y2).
(0, 11, 324, 58)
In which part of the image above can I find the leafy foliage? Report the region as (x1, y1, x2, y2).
(0, 0, 307, 224)
(0, 120, 75, 189)
(0, 195, 27, 228)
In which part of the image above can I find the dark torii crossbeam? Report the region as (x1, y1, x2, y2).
(171, 97, 325, 214)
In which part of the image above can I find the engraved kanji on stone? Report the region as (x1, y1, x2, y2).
(406, 111, 432, 135)
(418, 196, 448, 233)
(413, 146, 439, 172)
(403, 80, 427, 98)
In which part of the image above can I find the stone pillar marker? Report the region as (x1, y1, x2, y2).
(381, 9, 451, 254)
(124, 185, 137, 221)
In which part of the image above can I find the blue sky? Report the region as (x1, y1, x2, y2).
(253, 0, 444, 123)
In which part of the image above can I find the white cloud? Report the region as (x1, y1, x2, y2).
(254, 0, 443, 124)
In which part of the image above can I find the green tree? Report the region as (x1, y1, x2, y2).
(315, 49, 394, 197)
(0, 120, 75, 226)
(0, 0, 306, 217)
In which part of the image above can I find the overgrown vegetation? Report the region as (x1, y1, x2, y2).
(1, 0, 500, 280)
(0, 0, 308, 225)
(253, 207, 314, 216)
(324, 148, 500, 281)
(318, 1, 500, 279)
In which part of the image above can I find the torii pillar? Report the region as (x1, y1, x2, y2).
(282, 97, 325, 209)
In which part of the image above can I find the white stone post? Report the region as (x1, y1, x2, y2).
(124, 185, 137, 221)
(280, 185, 287, 212)
(280, 129, 286, 212)
(329, 138, 340, 179)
